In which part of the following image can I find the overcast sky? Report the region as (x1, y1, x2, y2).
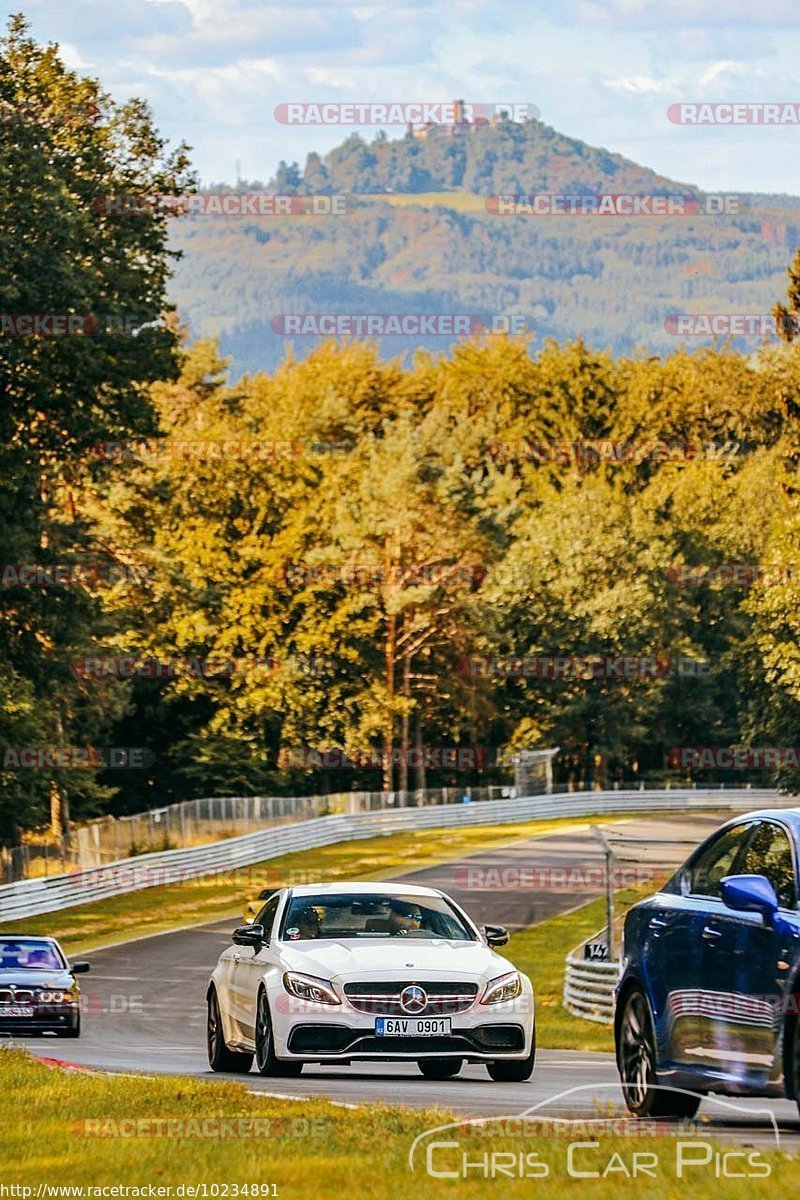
(7, 0, 800, 193)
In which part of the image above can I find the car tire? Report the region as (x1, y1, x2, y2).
(207, 987, 254, 1073)
(58, 1015, 81, 1038)
(487, 1027, 536, 1082)
(617, 987, 700, 1119)
(255, 989, 303, 1077)
(789, 1008, 800, 1120)
(418, 1058, 463, 1079)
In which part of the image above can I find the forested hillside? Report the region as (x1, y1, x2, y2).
(169, 123, 800, 375)
(262, 117, 693, 197)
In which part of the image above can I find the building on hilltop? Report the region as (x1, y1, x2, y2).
(407, 99, 506, 140)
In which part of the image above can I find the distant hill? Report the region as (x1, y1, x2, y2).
(169, 120, 800, 376)
(261, 116, 695, 198)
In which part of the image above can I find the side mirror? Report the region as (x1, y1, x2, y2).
(721, 874, 779, 921)
(233, 924, 265, 948)
(483, 924, 509, 948)
(71, 961, 90, 975)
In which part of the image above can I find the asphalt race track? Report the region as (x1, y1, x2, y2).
(11, 811, 800, 1147)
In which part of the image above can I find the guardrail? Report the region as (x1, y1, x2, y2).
(3, 785, 516, 882)
(0, 787, 785, 922)
(563, 932, 621, 1024)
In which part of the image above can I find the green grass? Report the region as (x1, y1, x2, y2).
(3, 1049, 793, 1196)
(505, 885, 653, 1052)
(0, 814, 641, 955)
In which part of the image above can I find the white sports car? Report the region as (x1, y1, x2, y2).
(207, 882, 535, 1081)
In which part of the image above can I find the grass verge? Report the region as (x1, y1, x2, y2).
(505, 885, 653, 1053)
(0, 814, 643, 956)
(3, 1048, 793, 1197)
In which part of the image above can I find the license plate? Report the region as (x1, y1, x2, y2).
(0, 1005, 34, 1018)
(374, 1017, 451, 1036)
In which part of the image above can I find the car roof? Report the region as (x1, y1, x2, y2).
(285, 882, 444, 898)
(720, 808, 800, 827)
(695, 808, 800, 846)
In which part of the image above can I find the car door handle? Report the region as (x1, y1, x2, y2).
(702, 925, 722, 941)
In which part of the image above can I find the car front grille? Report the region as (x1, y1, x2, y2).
(0, 989, 34, 1004)
(287, 1023, 525, 1056)
(342, 980, 479, 1015)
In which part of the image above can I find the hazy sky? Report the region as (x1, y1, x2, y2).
(7, 0, 800, 192)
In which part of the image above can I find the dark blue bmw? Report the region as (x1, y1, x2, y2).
(615, 808, 800, 1118)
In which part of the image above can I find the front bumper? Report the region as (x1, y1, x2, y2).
(270, 976, 536, 1061)
(0, 1003, 79, 1034)
(286, 1022, 528, 1059)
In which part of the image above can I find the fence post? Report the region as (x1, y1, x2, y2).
(590, 824, 615, 960)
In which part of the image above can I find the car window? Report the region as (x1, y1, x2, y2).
(687, 823, 753, 898)
(255, 893, 281, 938)
(739, 821, 797, 910)
(0, 939, 65, 969)
(279, 892, 476, 941)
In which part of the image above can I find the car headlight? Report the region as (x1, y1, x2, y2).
(37, 991, 70, 1003)
(282, 972, 341, 1006)
(480, 972, 522, 1005)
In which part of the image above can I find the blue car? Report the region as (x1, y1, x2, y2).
(615, 808, 800, 1118)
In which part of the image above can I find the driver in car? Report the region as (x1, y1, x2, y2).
(296, 907, 321, 939)
(387, 899, 423, 936)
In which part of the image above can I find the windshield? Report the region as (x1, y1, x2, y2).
(0, 939, 65, 970)
(280, 892, 476, 942)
